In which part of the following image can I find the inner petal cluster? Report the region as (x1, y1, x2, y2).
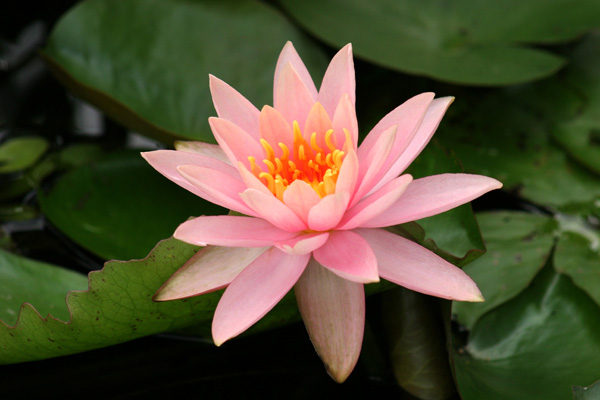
(248, 121, 351, 201)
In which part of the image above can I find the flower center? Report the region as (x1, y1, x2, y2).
(248, 121, 351, 201)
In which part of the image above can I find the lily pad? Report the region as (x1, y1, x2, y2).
(277, 0, 600, 85)
(38, 150, 225, 261)
(454, 263, 600, 400)
(43, 0, 327, 143)
(0, 136, 48, 174)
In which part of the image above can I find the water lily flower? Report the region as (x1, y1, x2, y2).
(142, 42, 502, 382)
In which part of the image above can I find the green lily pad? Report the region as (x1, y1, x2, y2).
(454, 263, 600, 400)
(38, 150, 225, 261)
(452, 212, 556, 329)
(0, 250, 88, 325)
(0, 136, 48, 174)
(43, 0, 327, 143)
(277, 0, 600, 85)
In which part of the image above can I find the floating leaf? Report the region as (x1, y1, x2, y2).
(277, 0, 600, 85)
(0, 136, 48, 174)
(43, 0, 327, 142)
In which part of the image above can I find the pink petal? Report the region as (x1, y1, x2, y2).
(361, 173, 503, 228)
(212, 247, 310, 345)
(174, 141, 231, 165)
(274, 62, 315, 127)
(275, 232, 330, 255)
(154, 246, 268, 300)
(332, 94, 358, 151)
(177, 165, 256, 216)
(259, 106, 293, 158)
(294, 258, 364, 383)
(337, 174, 413, 230)
(303, 102, 334, 147)
(318, 44, 355, 117)
(209, 75, 260, 140)
(357, 228, 483, 301)
(282, 180, 321, 225)
(335, 148, 359, 198)
(209, 117, 264, 169)
(307, 192, 350, 232)
(313, 230, 379, 283)
(274, 42, 318, 102)
(373, 97, 455, 193)
(351, 124, 397, 207)
(142, 150, 242, 207)
(240, 188, 307, 232)
(174, 215, 297, 247)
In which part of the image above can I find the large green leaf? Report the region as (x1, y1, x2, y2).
(0, 250, 88, 324)
(43, 0, 327, 143)
(277, 0, 600, 86)
(38, 150, 225, 261)
(452, 212, 556, 329)
(454, 263, 600, 400)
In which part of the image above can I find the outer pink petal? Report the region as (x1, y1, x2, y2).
(351, 124, 397, 207)
(154, 246, 268, 300)
(361, 173, 503, 228)
(318, 44, 355, 117)
(307, 192, 350, 232)
(283, 180, 321, 225)
(274, 41, 318, 102)
(294, 258, 364, 383)
(332, 94, 358, 151)
(372, 97, 455, 193)
(357, 228, 483, 301)
(303, 102, 334, 147)
(142, 150, 241, 207)
(209, 75, 260, 140)
(274, 62, 315, 127)
(174, 215, 297, 247)
(259, 106, 293, 158)
(337, 174, 413, 230)
(335, 148, 359, 197)
(313, 230, 379, 283)
(212, 247, 310, 345)
(174, 141, 231, 164)
(209, 117, 264, 169)
(177, 165, 256, 216)
(275, 232, 330, 255)
(240, 188, 307, 232)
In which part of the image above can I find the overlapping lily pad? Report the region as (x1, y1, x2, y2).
(43, 0, 328, 143)
(277, 0, 600, 85)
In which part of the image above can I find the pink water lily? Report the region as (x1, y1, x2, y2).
(143, 42, 502, 382)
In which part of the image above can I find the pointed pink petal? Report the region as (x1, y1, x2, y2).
(335, 148, 359, 198)
(282, 180, 321, 225)
(313, 230, 379, 283)
(295, 259, 364, 383)
(174, 141, 231, 165)
(142, 150, 242, 207)
(337, 174, 413, 230)
(307, 192, 350, 232)
(351, 124, 397, 207)
(274, 42, 318, 102)
(212, 248, 310, 345)
(274, 63, 315, 126)
(240, 188, 307, 232)
(209, 117, 264, 169)
(236, 162, 273, 196)
(332, 94, 358, 151)
(372, 97, 455, 193)
(357, 228, 483, 301)
(303, 102, 334, 147)
(154, 246, 268, 300)
(174, 215, 297, 247)
(209, 75, 260, 140)
(259, 106, 293, 158)
(275, 232, 329, 255)
(361, 173, 503, 228)
(318, 44, 355, 117)
(177, 165, 256, 216)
